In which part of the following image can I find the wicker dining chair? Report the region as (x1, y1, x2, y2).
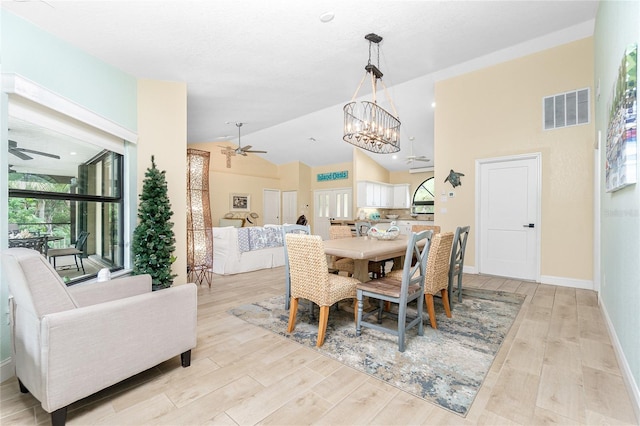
(285, 233, 360, 347)
(411, 224, 441, 235)
(282, 224, 311, 310)
(328, 225, 355, 276)
(423, 232, 454, 329)
(356, 230, 433, 352)
(354, 221, 387, 278)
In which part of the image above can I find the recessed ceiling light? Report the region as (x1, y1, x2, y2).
(308, 137, 317, 142)
(70, 152, 77, 156)
(319, 12, 334, 23)
(431, 102, 436, 108)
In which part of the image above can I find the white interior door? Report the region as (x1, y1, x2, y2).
(282, 190, 297, 224)
(314, 188, 352, 240)
(478, 154, 540, 281)
(263, 189, 280, 225)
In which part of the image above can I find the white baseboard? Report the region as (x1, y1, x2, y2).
(463, 265, 477, 275)
(540, 275, 594, 290)
(0, 357, 14, 383)
(600, 299, 640, 422)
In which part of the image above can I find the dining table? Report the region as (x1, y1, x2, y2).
(323, 234, 422, 282)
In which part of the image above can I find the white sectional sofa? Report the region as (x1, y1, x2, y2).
(212, 225, 285, 275)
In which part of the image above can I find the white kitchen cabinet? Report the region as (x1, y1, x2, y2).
(392, 184, 410, 208)
(357, 181, 393, 208)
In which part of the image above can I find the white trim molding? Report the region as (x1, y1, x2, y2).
(539, 275, 594, 290)
(600, 299, 640, 421)
(0, 357, 15, 383)
(2, 73, 137, 143)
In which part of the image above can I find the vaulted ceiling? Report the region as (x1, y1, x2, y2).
(2, 0, 599, 171)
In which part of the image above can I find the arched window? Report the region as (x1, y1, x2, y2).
(412, 177, 435, 214)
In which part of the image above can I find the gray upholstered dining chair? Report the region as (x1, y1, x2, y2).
(355, 230, 433, 352)
(449, 225, 470, 303)
(282, 223, 311, 310)
(285, 233, 360, 347)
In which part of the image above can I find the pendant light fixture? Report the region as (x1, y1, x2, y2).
(343, 33, 401, 154)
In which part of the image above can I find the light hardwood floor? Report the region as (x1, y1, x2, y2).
(1, 268, 638, 425)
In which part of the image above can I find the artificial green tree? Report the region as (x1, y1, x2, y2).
(132, 156, 177, 289)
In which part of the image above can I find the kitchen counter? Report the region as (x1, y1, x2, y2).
(330, 217, 434, 225)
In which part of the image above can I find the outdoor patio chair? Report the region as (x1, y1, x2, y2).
(48, 231, 89, 273)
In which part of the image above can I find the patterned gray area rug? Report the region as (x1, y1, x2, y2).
(229, 288, 525, 416)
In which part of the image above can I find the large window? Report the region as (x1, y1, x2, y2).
(412, 177, 435, 214)
(7, 116, 124, 284)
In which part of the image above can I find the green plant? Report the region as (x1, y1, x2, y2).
(132, 156, 177, 289)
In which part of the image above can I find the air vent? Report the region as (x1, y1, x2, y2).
(543, 88, 590, 130)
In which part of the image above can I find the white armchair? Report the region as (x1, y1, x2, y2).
(1, 248, 198, 426)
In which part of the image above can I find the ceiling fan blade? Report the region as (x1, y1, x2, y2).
(16, 147, 61, 159)
(415, 157, 431, 162)
(241, 145, 253, 151)
(9, 149, 33, 160)
(245, 150, 267, 154)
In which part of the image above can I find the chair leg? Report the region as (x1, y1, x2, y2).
(18, 378, 29, 393)
(77, 255, 85, 274)
(441, 289, 452, 318)
(51, 406, 67, 426)
(397, 301, 407, 352)
(457, 273, 463, 303)
(180, 350, 191, 367)
(287, 298, 299, 333)
(356, 293, 364, 336)
(353, 299, 358, 324)
(317, 305, 330, 347)
(425, 294, 437, 329)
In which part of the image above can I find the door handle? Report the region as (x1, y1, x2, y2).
(522, 223, 535, 228)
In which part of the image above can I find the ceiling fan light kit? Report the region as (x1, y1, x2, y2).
(343, 33, 401, 154)
(221, 122, 267, 168)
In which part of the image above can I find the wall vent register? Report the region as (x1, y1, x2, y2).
(543, 88, 590, 130)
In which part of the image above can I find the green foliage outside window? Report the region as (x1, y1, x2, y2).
(131, 156, 177, 290)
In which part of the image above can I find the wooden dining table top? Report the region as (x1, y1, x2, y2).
(323, 234, 417, 262)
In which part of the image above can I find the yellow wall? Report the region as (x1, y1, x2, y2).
(137, 79, 188, 284)
(435, 37, 595, 281)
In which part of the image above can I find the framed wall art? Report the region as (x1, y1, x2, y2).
(606, 43, 637, 192)
(230, 193, 250, 211)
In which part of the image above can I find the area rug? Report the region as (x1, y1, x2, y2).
(229, 288, 525, 416)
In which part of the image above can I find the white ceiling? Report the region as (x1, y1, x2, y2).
(2, 0, 599, 172)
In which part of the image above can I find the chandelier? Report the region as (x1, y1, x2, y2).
(343, 33, 401, 154)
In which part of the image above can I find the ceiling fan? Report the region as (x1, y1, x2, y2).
(405, 137, 430, 164)
(221, 123, 267, 168)
(9, 139, 61, 160)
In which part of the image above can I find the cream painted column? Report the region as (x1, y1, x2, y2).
(137, 79, 188, 285)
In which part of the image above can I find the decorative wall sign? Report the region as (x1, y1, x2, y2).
(317, 170, 349, 181)
(606, 44, 637, 192)
(230, 193, 250, 211)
